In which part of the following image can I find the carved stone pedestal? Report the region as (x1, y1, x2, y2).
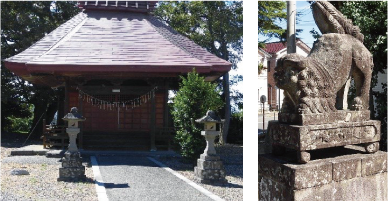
(268, 119, 380, 163)
(194, 154, 226, 184)
(57, 151, 86, 181)
(258, 147, 387, 201)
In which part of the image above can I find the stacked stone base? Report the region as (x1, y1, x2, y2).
(258, 148, 387, 201)
(58, 151, 86, 181)
(194, 154, 226, 184)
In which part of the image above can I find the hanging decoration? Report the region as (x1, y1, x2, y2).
(76, 86, 157, 110)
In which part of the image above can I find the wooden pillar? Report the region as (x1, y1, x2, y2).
(78, 88, 83, 150)
(57, 87, 65, 126)
(163, 84, 169, 127)
(43, 119, 47, 148)
(150, 88, 156, 151)
(64, 79, 70, 114)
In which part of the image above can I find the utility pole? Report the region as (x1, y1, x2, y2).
(287, 1, 296, 53)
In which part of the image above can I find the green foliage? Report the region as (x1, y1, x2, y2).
(4, 104, 34, 133)
(154, 1, 243, 88)
(172, 70, 223, 160)
(332, 1, 387, 150)
(374, 83, 387, 150)
(258, 63, 264, 75)
(258, 1, 287, 44)
(227, 111, 243, 144)
(309, 28, 321, 39)
(1, 88, 32, 130)
(1, 1, 79, 134)
(334, 2, 387, 74)
(154, 1, 242, 68)
(154, 1, 243, 142)
(316, 0, 388, 150)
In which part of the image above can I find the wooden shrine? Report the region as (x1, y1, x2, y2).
(4, 1, 231, 150)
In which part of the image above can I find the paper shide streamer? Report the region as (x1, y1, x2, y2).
(76, 86, 157, 110)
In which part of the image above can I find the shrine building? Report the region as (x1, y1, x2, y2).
(4, 1, 231, 150)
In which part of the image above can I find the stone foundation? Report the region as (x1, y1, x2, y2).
(258, 147, 387, 201)
(57, 151, 86, 181)
(194, 154, 226, 184)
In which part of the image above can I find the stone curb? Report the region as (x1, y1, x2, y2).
(10, 150, 47, 156)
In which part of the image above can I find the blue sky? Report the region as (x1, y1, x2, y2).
(260, 1, 321, 48)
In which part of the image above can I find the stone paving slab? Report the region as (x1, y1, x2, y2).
(96, 155, 215, 201)
(9, 145, 48, 156)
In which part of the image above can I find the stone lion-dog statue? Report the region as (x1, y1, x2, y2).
(274, 1, 373, 114)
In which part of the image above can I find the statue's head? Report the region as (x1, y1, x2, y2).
(274, 54, 307, 90)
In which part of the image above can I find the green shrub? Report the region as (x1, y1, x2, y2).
(227, 111, 243, 144)
(172, 69, 223, 161)
(3, 104, 33, 133)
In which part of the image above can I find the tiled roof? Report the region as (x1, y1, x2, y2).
(262, 42, 286, 54)
(262, 39, 311, 55)
(5, 9, 231, 85)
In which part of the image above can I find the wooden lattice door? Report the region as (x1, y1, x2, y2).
(82, 94, 152, 132)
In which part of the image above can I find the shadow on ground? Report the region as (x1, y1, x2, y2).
(1, 132, 41, 148)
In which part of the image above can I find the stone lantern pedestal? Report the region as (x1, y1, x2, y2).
(58, 107, 86, 182)
(194, 111, 226, 184)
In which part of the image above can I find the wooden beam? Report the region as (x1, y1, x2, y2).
(81, 86, 154, 95)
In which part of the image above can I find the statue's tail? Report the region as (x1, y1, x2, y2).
(312, 1, 364, 43)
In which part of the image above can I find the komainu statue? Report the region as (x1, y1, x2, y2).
(269, 1, 380, 164)
(274, 1, 373, 114)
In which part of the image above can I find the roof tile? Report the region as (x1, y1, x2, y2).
(6, 11, 230, 68)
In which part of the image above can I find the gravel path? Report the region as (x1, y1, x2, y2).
(96, 155, 214, 201)
(1, 139, 242, 201)
(155, 144, 243, 201)
(1, 142, 97, 201)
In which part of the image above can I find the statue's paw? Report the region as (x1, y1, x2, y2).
(351, 97, 364, 110)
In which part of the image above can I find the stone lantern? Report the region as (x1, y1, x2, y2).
(194, 110, 226, 184)
(58, 107, 86, 181)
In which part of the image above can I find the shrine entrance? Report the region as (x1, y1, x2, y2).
(66, 83, 167, 150)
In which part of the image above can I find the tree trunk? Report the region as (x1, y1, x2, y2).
(221, 72, 231, 145)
